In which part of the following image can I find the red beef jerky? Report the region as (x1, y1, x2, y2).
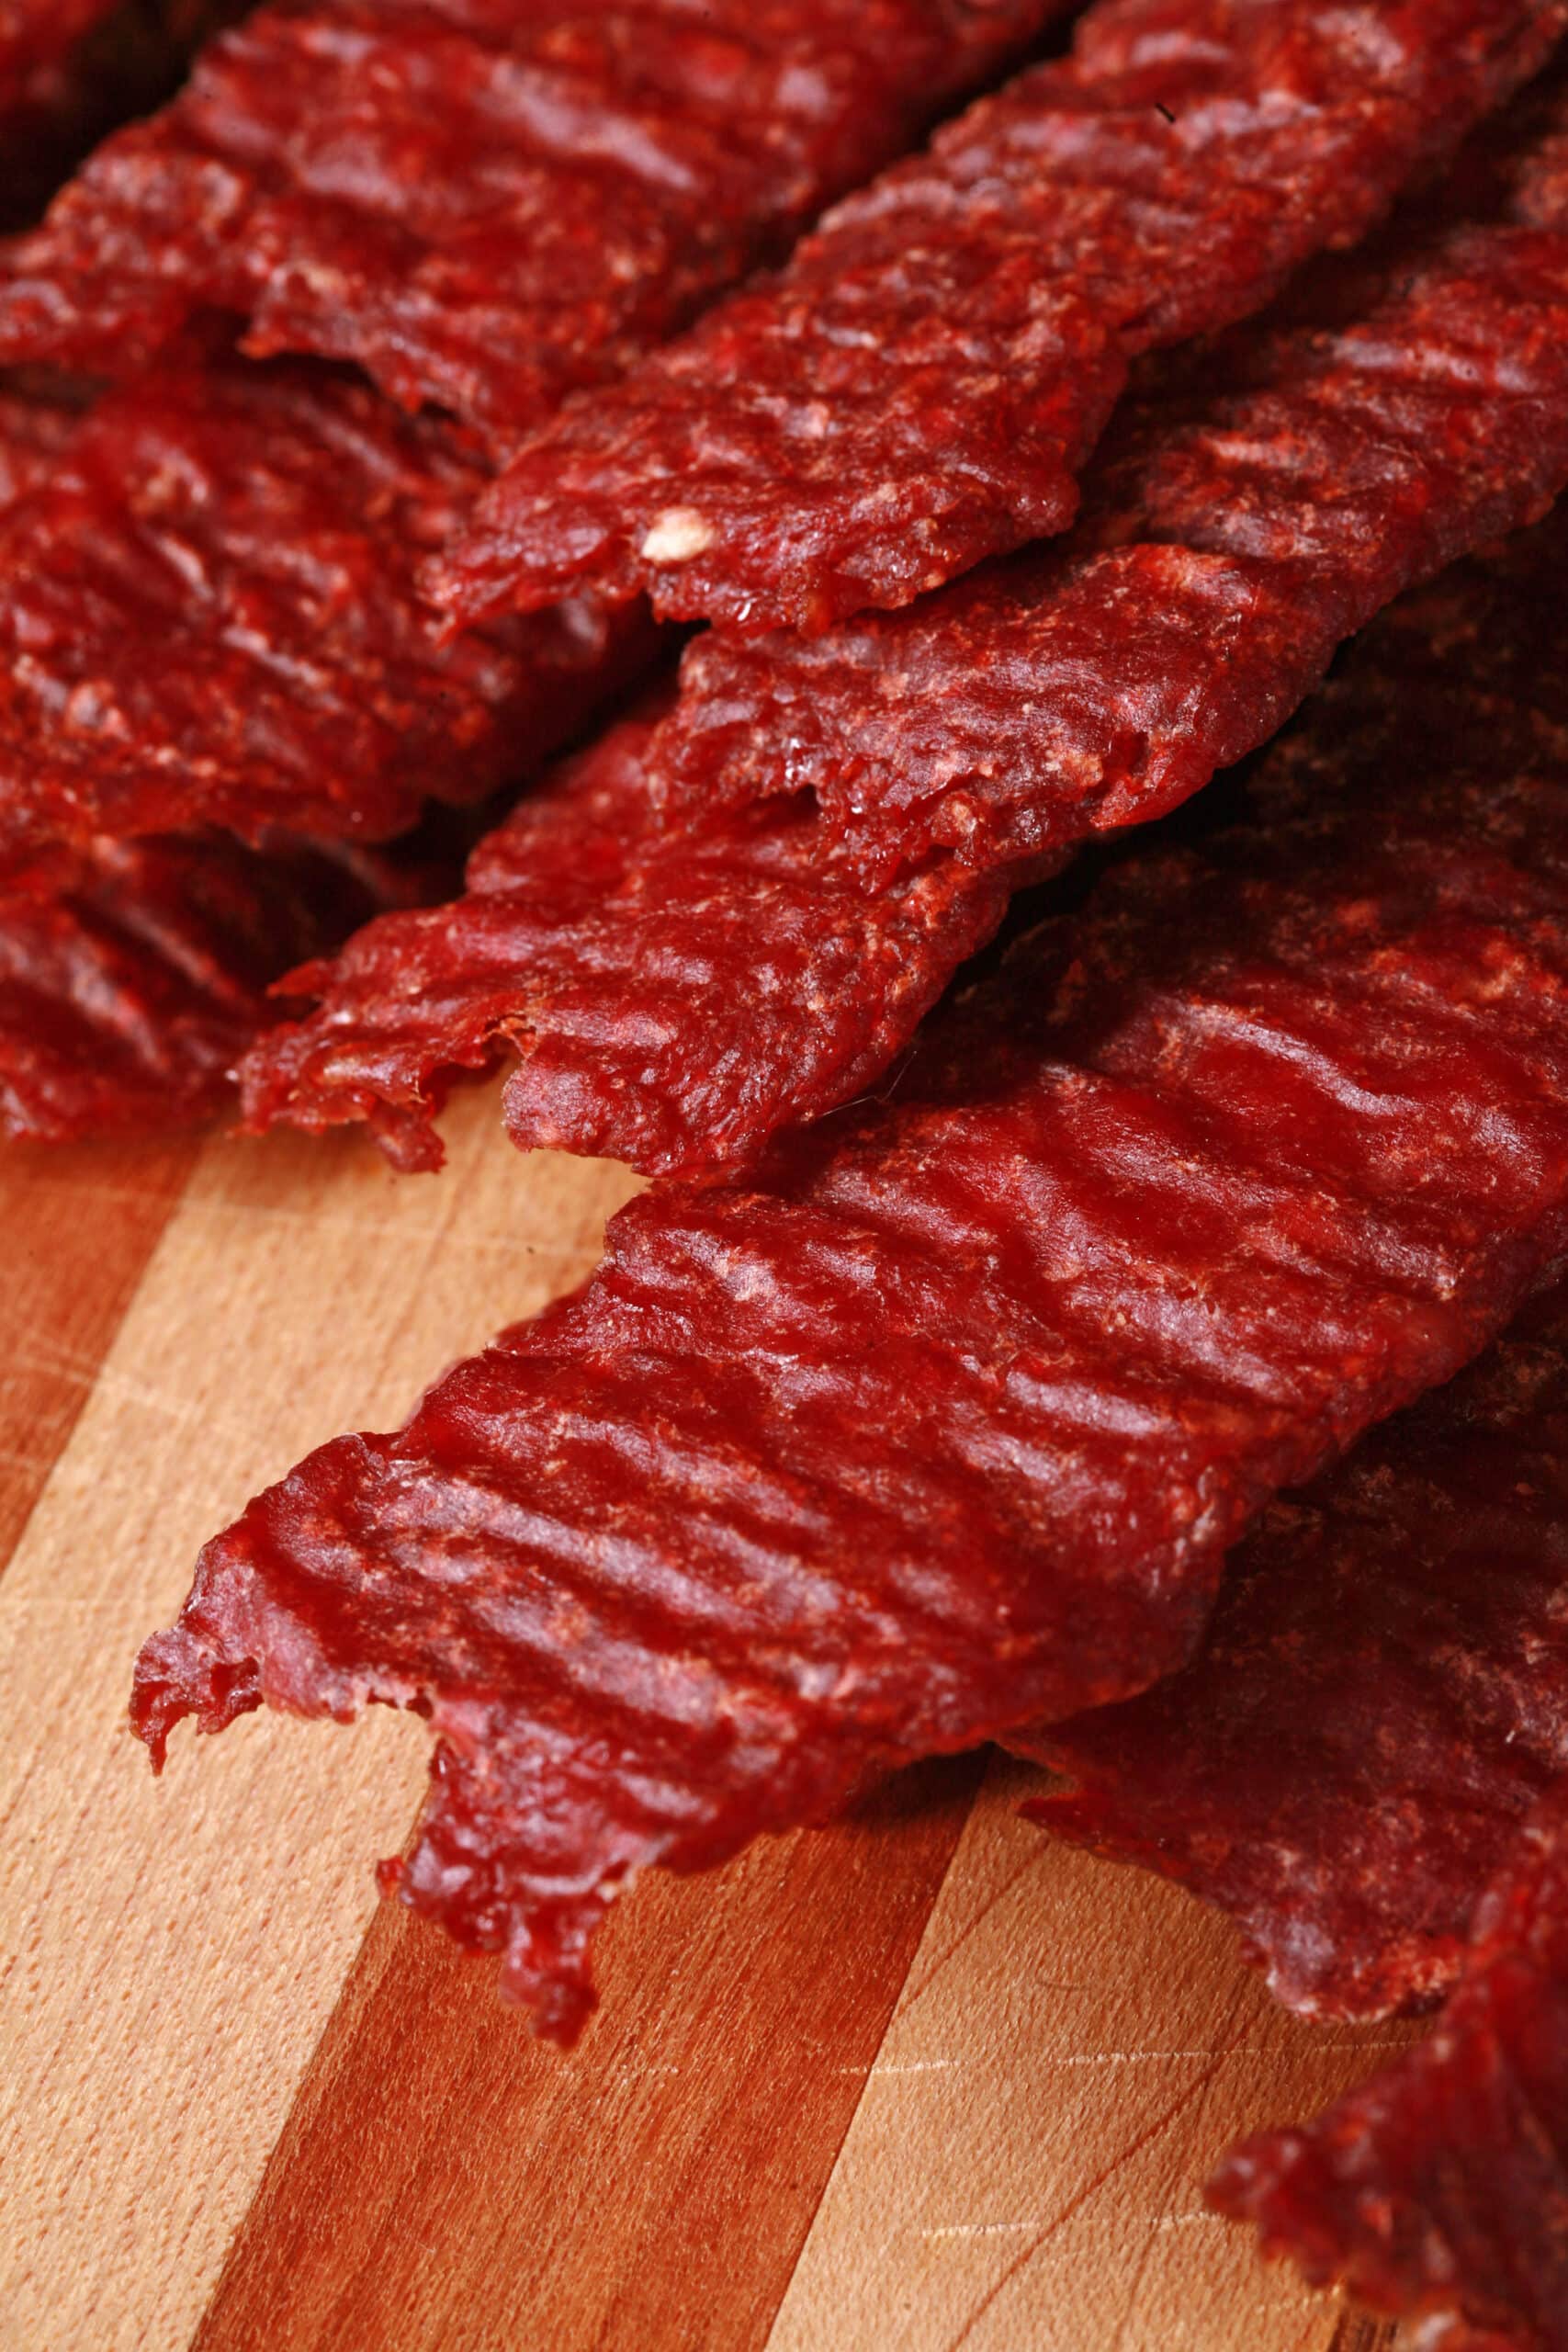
(0, 350, 651, 871)
(0, 2, 119, 112)
(1013, 1269, 1568, 2023)
(1209, 1781, 1568, 2352)
(0, 379, 77, 503)
(0, 0, 1072, 437)
(0, 827, 447, 1140)
(434, 0, 1568, 639)
(653, 210, 1568, 875)
(134, 625, 1568, 2037)
(243, 98, 1568, 1179)
(241, 703, 1016, 1171)
(0, 6, 244, 232)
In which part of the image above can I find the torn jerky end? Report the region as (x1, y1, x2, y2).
(130, 1511, 627, 2045)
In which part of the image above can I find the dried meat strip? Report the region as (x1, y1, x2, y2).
(0, 379, 78, 504)
(0, 1, 120, 112)
(0, 0, 1071, 436)
(0, 350, 653, 870)
(134, 572, 1568, 2035)
(241, 701, 1015, 1172)
(0, 828, 447, 1140)
(245, 92, 1568, 1177)
(1210, 1781, 1568, 2352)
(0, 6, 243, 232)
(1013, 1270, 1568, 2024)
(435, 0, 1568, 638)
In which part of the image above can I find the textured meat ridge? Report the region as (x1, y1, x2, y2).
(1210, 1780, 1568, 2351)
(246, 81, 1568, 1177)
(0, 349, 655, 868)
(435, 0, 1568, 635)
(135, 502, 1568, 2037)
(1016, 1268, 1568, 2024)
(0, 828, 452, 1140)
(0, 0, 1071, 435)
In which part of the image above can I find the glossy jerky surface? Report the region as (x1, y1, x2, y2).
(0, 352, 651, 867)
(135, 594, 1568, 2035)
(0, 0, 1070, 435)
(241, 705, 1016, 1173)
(436, 0, 1568, 636)
(0, 829, 442, 1140)
(247, 95, 1568, 1178)
(1210, 1782, 1568, 2351)
(1017, 1272, 1568, 2024)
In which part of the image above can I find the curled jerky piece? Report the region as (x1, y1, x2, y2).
(242, 704, 1017, 1172)
(0, 0, 1069, 435)
(0, 828, 447, 1140)
(1210, 1781, 1568, 2352)
(655, 209, 1568, 875)
(247, 99, 1568, 1177)
(0, 352, 651, 869)
(1016, 1272, 1568, 2023)
(136, 648, 1568, 2035)
(436, 0, 1568, 637)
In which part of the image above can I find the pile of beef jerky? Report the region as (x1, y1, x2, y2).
(9, 3, 1568, 2341)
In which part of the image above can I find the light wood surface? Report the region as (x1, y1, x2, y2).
(0, 1096, 1410, 2352)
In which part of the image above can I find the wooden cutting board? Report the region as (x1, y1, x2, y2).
(0, 1089, 1416, 2352)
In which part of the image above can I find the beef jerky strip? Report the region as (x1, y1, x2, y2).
(0, 378, 77, 503)
(0, 349, 654, 871)
(435, 0, 1567, 639)
(1, 6, 244, 233)
(243, 92, 1568, 1178)
(0, 0, 1072, 439)
(134, 612, 1568, 2038)
(0, 2, 122, 113)
(0, 828, 450, 1141)
(1209, 1780, 1568, 2352)
(1011, 1267, 1568, 2024)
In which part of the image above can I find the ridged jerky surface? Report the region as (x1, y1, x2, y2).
(435, 0, 1568, 636)
(1016, 1271, 1568, 2024)
(0, 0, 1070, 435)
(0, 352, 650, 868)
(0, 829, 445, 1139)
(135, 596, 1568, 2035)
(241, 702, 1017, 1172)
(245, 97, 1568, 1177)
(1210, 1781, 1568, 2351)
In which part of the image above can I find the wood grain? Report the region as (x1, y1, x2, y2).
(0, 1118, 1424, 2352)
(763, 1758, 1418, 2352)
(0, 1093, 636, 2352)
(0, 1136, 197, 1574)
(193, 1756, 982, 2352)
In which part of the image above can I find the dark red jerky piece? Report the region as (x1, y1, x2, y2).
(0, 0, 118, 111)
(1209, 1782, 1568, 2352)
(1014, 1271, 1568, 2024)
(0, 0, 1070, 436)
(241, 706, 1017, 1173)
(136, 637, 1568, 2036)
(655, 209, 1568, 877)
(0, 352, 652, 869)
(434, 0, 1568, 639)
(0, 827, 453, 1140)
(246, 104, 1568, 1181)
(0, 380, 76, 504)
